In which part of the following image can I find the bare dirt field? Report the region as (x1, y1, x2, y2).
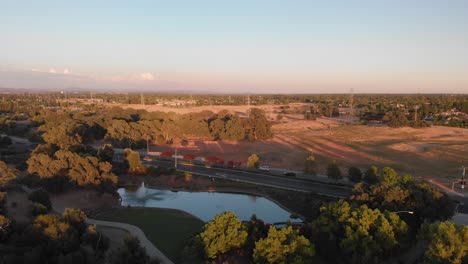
(107, 103, 468, 186)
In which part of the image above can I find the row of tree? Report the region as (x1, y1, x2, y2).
(33, 106, 272, 149)
(26, 144, 117, 193)
(183, 212, 315, 263)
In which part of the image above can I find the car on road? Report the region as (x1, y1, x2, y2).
(283, 172, 296, 177)
(259, 166, 270, 171)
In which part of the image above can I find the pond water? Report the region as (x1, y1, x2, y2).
(117, 183, 297, 223)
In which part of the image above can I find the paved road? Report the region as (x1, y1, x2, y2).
(144, 160, 352, 198)
(452, 213, 468, 225)
(87, 219, 174, 264)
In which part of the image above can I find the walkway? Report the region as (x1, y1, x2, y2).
(86, 219, 174, 264)
(452, 213, 468, 225)
(43, 185, 174, 264)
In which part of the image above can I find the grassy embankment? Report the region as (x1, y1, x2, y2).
(95, 207, 204, 262)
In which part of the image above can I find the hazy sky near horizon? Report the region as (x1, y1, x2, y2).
(1, 0, 468, 93)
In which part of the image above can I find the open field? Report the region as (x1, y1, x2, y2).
(94, 207, 204, 262)
(110, 103, 468, 187)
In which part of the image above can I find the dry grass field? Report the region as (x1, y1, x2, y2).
(108, 103, 468, 187)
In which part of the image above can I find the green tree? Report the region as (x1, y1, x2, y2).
(0, 160, 19, 187)
(199, 211, 248, 259)
(304, 155, 317, 175)
(41, 119, 85, 149)
(350, 180, 455, 228)
(248, 154, 260, 169)
(420, 222, 468, 264)
(326, 160, 342, 180)
(27, 148, 118, 190)
(247, 108, 272, 140)
(382, 110, 409, 127)
(33, 214, 80, 253)
(97, 144, 114, 162)
(311, 200, 408, 264)
(379, 167, 399, 185)
(124, 148, 145, 173)
(253, 225, 315, 264)
(348, 167, 362, 183)
(63, 208, 87, 234)
(209, 119, 225, 140)
(364, 166, 379, 185)
(223, 115, 246, 140)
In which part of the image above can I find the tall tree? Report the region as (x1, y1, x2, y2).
(326, 160, 342, 180)
(348, 166, 362, 183)
(364, 166, 379, 185)
(247, 108, 272, 140)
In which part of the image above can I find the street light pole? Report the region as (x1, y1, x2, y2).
(146, 134, 149, 154)
(461, 166, 465, 191)
(174, 147, 178, 169)
(393, 211, 414, 215)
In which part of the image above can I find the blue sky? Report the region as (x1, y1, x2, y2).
(1, 0, 467, 93)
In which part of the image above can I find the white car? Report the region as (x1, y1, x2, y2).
(259, 166, 270, 171)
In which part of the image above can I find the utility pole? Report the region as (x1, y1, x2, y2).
(140, 93, 145, 105)
(461, 166, 466, 191)
(146, 134, 149, 154)
(174, 147, 178, 169)
(349, 88, 354, 121)
(414, 105, 420, 122)
(452, 165, 466, 192)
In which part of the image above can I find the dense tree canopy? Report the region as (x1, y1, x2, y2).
(420, 222, 468, 264)
(27, 147, 117, 191)
(311, 200, 408, 264)
(246, 108, 272, 140)
(253, 225, 315, 264)
(382, 110, 410, 128)
(199, 212, 248, 259)
(348, 166, 362, 183)
(350, 168, 455, 226)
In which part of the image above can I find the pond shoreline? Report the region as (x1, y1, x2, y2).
(118, 181, 306, 223)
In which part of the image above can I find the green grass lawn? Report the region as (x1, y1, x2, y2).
(95, 207, 204, 262)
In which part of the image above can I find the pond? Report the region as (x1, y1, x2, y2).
(117, 183, 297, 223)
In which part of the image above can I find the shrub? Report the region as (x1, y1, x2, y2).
(348, 167, 362, 183)
(326, 161, 342, 180)
(28, 189, 51, 210)
(31, 202, 48, 216)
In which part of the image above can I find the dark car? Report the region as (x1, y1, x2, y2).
(283, 172, 296, 177)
